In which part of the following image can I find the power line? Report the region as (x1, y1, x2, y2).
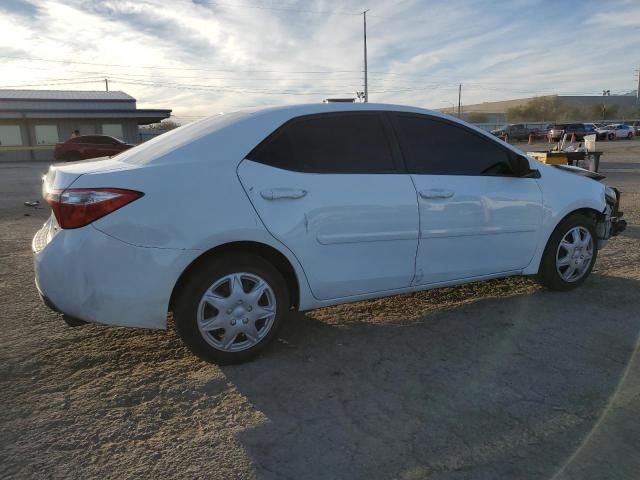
(0, 54, 425, 77)
(7, 64, 463, 88)
(0, 54, 366, 75)
(183, 0, 363, 16)
(0, 72, 610, 99)
(108, 77, 427, 95)
(0, 79, 108, 88)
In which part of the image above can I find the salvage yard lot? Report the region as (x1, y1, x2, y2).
(1, 140, 639, 480)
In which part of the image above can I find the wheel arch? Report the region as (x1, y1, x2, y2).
(169, 240, 301, 314)
(524, 206, 604, 276)
(539, 206, 603, 262)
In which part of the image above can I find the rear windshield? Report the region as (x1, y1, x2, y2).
(120, 112, 248, 165)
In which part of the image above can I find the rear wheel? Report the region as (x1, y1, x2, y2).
(628, 132, 633, 140)
(174, 253, 289, 364)
(538, 213, 598, 291)
(608, 133, 615, 140)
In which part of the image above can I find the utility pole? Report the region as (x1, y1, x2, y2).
(363, 10, 369, 103)
(457, 84, 462, 117)
(105, 78, 109, 92)
(635, 67, 639, 104)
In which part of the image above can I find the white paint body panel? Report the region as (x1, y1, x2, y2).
(32, 103, 610, 330)
(237, 160, 419, 300)
(411, 174, 543, 284)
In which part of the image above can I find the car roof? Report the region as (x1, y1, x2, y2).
(240, 102, 443, 119)
(118, 102, 527, 166)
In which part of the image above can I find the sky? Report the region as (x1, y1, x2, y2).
(0, 0, 639, 123)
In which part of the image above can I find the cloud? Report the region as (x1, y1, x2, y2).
(0, 0, 40, 19)
(79, 1, 216, 58)
(586, 1, 640, 28)
(0, 0, 638, 117)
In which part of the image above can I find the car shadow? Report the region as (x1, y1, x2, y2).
(222, 274, 640, 480)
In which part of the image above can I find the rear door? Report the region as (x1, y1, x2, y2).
(237, 112, 419, 300)
(390, 113, 543, 285)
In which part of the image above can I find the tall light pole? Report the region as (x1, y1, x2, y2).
(457, 84, 462, 117)
(635, 66, 639, 104)
(363, 10, 369, 103)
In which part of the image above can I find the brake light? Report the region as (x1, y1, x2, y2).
(44, 188, 144, 229)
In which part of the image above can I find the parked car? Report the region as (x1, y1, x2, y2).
(595, 124, 634, 140)
(547, 123, 596, 141)
(34, 104, 626, 364)
(490, 123, 536, 141)
(53, 135, 133, 161)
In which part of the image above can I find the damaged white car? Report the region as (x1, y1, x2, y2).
(33, 103, 626, 363)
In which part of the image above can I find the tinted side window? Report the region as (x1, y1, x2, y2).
(248, 113, 396, 173)
(395, 115, 513, 176)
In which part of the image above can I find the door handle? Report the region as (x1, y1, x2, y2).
(260, 188, 308, 200)
(419, 189, 455, 199)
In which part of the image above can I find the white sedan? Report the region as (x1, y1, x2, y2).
(596, 124, 634, 140)
(33, 103, 626, 364)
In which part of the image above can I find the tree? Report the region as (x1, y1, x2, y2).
(591, 104, 620, 120)
(466, 112, 489, 123)
(151, 119, 181, 131)
(506, 96, 563, 122)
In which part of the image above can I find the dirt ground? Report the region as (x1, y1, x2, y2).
(1, 140, 639, 480)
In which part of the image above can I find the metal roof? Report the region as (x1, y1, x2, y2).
(0, 108, 171, 124)
(0, 89, 135, 102)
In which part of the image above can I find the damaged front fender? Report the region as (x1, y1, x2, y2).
(597, 187, 627, 248)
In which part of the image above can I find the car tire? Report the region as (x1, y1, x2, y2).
(174, 253, 290, 364)
(628, 133, 633, 140)
(608, 133, 615, 140)
(537, 213, 598, 291)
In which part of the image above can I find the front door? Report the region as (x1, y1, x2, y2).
(391, 113, 543, 285)
(238, 112, 419, 300)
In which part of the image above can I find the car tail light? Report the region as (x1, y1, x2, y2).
(44, 188, 144, 229)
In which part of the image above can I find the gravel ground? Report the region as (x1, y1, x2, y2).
(1, 140, 639, 480)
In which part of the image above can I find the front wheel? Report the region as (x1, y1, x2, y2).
(608, 133, 615, 140)
(174, 253, 290, 364)
(538, 213, 598, 291)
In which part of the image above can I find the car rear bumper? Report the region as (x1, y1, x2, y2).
(33, 219, 199, 329)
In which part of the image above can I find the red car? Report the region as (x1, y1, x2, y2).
(53, 135, 133, 162)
